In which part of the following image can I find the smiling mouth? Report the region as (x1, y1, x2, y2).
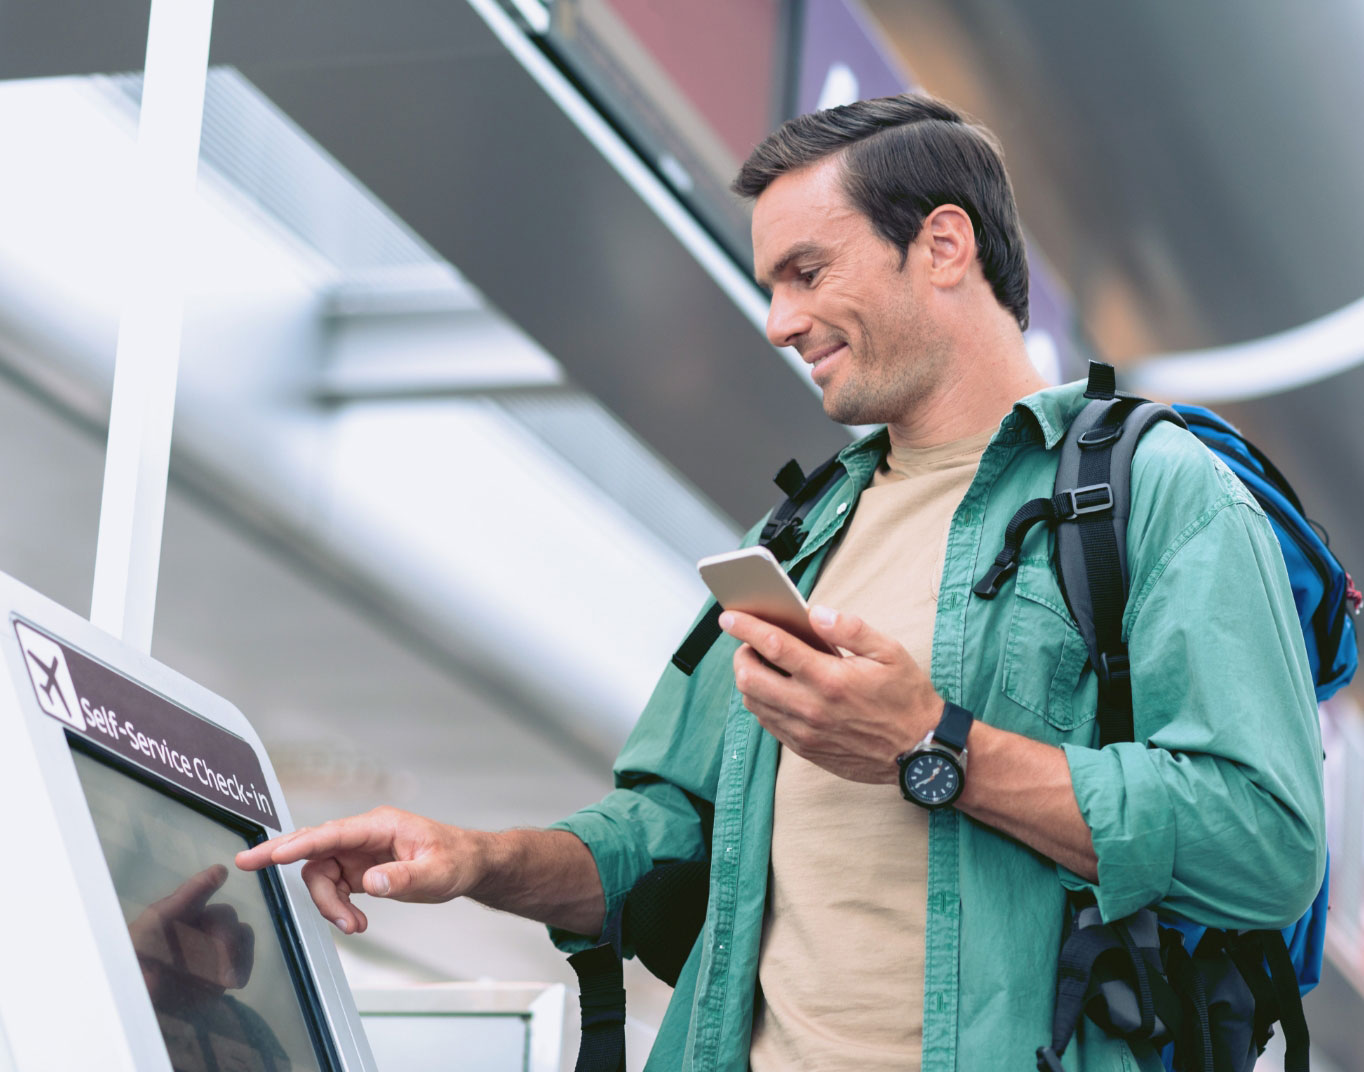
(807, 344, 846, 379)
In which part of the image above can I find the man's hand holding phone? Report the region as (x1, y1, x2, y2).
(701, 548, 942, 784)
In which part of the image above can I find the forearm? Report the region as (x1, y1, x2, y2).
(956, 722, 1098, 881)
(470, 828, 606, 937)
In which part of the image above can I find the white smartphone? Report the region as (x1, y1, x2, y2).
(697, 546, 840, 656)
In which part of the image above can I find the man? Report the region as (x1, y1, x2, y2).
(238, 95, 1325, 1071)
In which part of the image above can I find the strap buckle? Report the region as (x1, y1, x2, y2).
(1058, 483, 1114, 519)
(1098, 651, 1130, 688)
(760, 518, 806, 561)
(972, 551, 1019, 600)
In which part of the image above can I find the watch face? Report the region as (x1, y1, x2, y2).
(903, 750, 962, 808)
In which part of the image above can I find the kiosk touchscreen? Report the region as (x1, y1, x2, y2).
(0, 573, 376, 1072)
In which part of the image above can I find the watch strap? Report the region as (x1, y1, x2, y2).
(933, 702, 974, 752)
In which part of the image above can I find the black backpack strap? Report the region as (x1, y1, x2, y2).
(671, 454, 846, 675)
(1225, 933, 1283, 1055)
(566, 913, 626, 1072)
(758, 454, 846, 561)
(1254, 930, 1311, 1072)
(1038, 901, 1181, 1071)
(1038, 919, 1124, 1070)
(972, 364, 1183, 744)
(1162, 931, 1215, 1072)
(670, 602, 726, 677)
(1053, 366, 1185, 746)
(972, 488, 1116, 600)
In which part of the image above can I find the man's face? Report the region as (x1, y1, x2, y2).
(752, 156, 948, 427)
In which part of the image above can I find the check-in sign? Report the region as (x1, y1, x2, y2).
(13, 618, 277, 827)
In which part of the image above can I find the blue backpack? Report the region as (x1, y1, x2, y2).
(975, 361, 1359, 1072)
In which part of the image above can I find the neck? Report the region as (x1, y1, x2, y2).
(887, 319, 1046, 450)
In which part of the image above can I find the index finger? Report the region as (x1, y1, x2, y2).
(719, 609, 822, 676)
(235, 825, 341, 871)
(235, 815, 387, 872)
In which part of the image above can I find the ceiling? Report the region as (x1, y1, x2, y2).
(0, 0, 846, 526)
(9, 0, 1364, 527)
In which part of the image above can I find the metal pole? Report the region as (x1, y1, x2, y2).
(90, 0, 215, 653)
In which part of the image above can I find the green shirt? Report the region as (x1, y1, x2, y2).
(551, 381, 1325, 1072)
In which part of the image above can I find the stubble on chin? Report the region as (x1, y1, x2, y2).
(821, 369, 933, 428)
(821, 333, 951, 428)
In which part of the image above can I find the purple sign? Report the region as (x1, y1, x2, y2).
(14, 618, 277, 826)
(1026, 249, 1084, 384)
(796, 0, 914, 115)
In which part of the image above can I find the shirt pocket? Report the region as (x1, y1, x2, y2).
(1001, 558, 1094, 731)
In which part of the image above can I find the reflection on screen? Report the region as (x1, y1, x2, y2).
(72, 748, 325, 1072)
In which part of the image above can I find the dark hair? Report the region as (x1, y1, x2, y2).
(733, 94, 1029, 330)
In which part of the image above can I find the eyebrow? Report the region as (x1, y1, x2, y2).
(755, 242, 822, 289)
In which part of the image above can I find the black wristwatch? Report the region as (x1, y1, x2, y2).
(896, 702, 974, 809)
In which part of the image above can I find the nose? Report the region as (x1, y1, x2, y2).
(765, 287, 812, 349)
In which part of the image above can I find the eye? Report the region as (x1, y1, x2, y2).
(797, 267, 820, 286)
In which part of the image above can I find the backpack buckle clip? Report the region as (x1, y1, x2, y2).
(760, 518, 806, 562)
(1058, 483, 1114, 519)
(972, 550, 1019, 600)
(1098, 651, 1130, 688)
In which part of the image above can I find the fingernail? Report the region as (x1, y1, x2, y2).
(334, 917, 351, 934)
(811, 605, 837, 627)
(718, 611, 735, 631)
(371, 872, 391, 896)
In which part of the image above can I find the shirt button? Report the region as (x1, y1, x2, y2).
(836, 502, 848, 515)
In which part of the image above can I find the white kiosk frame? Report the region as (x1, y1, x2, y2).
(0, 572, 377, 1072)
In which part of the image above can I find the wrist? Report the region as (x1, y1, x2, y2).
(894, 695, 947, 764)
(462, 828, 502, 900)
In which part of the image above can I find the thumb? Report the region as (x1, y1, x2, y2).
(808, 605, 898, 661)
(362, 856, 414, 900)
(363, 860, 431, 900)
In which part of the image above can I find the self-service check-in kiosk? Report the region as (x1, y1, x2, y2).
(0, 573, 376, 1071)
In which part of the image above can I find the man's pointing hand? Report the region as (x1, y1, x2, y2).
(235, 808, 487, 935)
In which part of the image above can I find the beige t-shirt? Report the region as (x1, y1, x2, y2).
(748, 430, 992, 1072)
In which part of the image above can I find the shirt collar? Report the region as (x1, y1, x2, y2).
(1008, 378, 1091, 449)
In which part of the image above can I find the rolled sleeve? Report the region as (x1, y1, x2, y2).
(1062, 741, 1176, 920)
(547, 781, 710, 953)
(1062, 479, 1326, 930)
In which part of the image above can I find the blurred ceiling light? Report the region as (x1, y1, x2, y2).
(1128, 295, 1364, 402)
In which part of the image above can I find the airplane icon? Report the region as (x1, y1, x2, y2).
(14, 622, 85, 731)
(26, 648, 75, 723)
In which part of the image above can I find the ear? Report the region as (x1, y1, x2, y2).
(921, 204, 976, 288)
